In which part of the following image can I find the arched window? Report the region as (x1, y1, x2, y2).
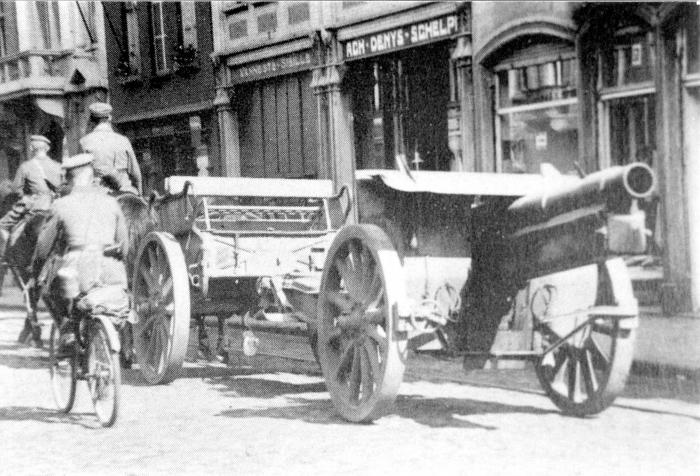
(492, 38, 579, 174)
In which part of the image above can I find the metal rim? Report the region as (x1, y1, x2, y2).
(49, 323, 76, 413)
(133, 232, 191, 384)
(87, 321, 121, 427)
(318, 224, 408, 423)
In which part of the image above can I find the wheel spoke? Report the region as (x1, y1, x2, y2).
(364, 325, 388, 355)
(334, 257, 355, 294)
(567, 351, 580, 402)
(365, 270, 381, 304)
(358, 342, 376, 401)
(360, 341, 376, 401)
(348, 345, 361, 401)
(334, 342, 355, 381)
(581, 349, 599, 396)
(586, 336, 610, 369)
(325, 290, 353, 314)
(161, 276, 173, 299)
(139, 266, 156, 290)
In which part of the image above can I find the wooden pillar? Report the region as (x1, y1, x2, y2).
(214, 87, 241, 177)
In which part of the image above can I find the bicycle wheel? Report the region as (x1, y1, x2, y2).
(49, 322, 76, 413)
(87, 320, 121, 427)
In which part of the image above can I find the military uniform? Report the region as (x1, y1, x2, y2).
(0, 144, 62, 251)
(34, 183, 129, 296)
(80, 122, 142, 195)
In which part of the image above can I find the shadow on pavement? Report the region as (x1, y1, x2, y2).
(0, 406, 100, 429)
(216, 390, 560, 429)
(207, 375, 327, 399)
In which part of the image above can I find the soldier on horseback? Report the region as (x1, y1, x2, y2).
(80, 102, 142, 195)
(0, 135, 62, 346)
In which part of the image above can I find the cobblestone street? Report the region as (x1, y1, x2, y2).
(1, 286, 699, 476)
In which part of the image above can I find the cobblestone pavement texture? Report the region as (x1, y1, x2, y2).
(0, 286, 699, 475)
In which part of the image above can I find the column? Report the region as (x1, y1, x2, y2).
(452, 35, 475, 172)
(312, 63, 357, 220)
(214, 87, 240, 177)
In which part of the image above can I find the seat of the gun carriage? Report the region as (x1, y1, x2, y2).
(157, 176, 343, 235)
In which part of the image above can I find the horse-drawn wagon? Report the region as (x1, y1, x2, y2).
(132, 162, 655, 422)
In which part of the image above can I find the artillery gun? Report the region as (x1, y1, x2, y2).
(131, 162, 655, 422)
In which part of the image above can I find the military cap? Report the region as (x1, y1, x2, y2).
(62, 153, 94, 170)
(29, 135, 51, 145)
(88, 102, 113, 119)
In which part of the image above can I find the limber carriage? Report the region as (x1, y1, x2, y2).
(132, 162, 655, 422)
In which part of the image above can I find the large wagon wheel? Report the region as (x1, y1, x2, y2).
(535, 259, 637, 416)
(318, 224, 408, 422)
(133, 232, 190, 384)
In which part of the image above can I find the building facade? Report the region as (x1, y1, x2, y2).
(102, 1, 218, 196)
(212, 2, 700, 314)
(0, 1, 108, 181)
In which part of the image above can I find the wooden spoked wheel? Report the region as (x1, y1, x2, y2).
(318, 224, 408, 423)
(87, 321, 121, 427)
(133, 233, 190, 384)
(49, 323, 76, 413)
(535, 260, 637, 416)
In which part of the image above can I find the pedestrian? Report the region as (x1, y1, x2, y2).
(80, 102, 143, 195)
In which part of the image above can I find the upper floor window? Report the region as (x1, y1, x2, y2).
(0, 3, 8, 57)
(76, 1, 97, 47)
(151, 1, 169, 73)
(494, 53, 579, 174)
(37, 1, 61, 49)
(178, 1, 197, 49)
(119, 2, 141, 76)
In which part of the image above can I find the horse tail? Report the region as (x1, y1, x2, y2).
(117, 193, 156, 287)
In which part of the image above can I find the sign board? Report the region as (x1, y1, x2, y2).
(229, 50, 313, 84)
(343, 14, 460, 61)
(535, 132, 548, 150)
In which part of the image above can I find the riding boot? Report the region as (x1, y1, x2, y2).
(119, 323, 133, 369)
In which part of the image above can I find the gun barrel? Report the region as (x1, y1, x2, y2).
(508, 162, 655, 224)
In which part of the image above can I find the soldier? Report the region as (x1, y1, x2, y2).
(33, 153, 129, 350)
(0, 135, 62, 257)
(80, 102, 142, 195)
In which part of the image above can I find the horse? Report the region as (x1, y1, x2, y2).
(1, 176, 157, 350)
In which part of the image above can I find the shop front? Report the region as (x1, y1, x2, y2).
(338, 7, 472, 173)
(224, 45, 319, 179)
(117, 108, 216, 196)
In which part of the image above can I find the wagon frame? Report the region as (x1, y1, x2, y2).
(132, 164, 652, 422)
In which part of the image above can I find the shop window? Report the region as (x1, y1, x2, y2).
(350, 45, 451, 171)
(494, 56, 579, 174)
(598, 24, 656, 168)
(150, 1, 169, 73)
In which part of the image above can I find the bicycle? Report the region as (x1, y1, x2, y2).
(48, 303, 122, 427)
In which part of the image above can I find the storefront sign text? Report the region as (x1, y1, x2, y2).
(344, 14, 459, 60)
(230, 51, 312, 84)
